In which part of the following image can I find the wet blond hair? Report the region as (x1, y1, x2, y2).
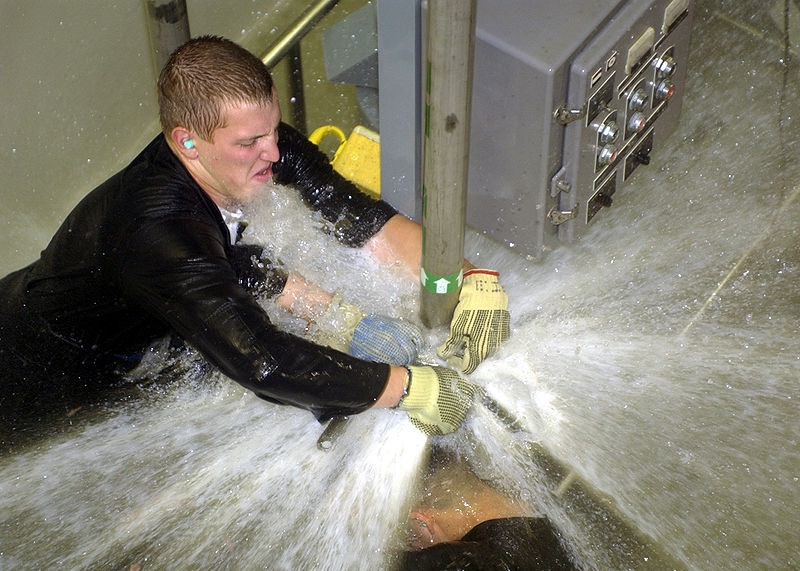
(158, 35, 275, 141)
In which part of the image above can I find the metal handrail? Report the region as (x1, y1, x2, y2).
(260, 0, 341, 68)
(260, 0, 342, 133)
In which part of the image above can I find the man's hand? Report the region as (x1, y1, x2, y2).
(309, 292, 423, 366)
(438, 269, 510, 373)
(398, 365, 481, 435)
(350, 315, 424, 366)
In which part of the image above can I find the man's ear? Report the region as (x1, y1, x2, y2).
(408, 509, 437, 548)
(170, 127, 198, 158)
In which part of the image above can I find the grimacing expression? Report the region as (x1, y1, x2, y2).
(189, 95, 281, 209)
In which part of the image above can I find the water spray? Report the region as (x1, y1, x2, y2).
(681, 180, 800, 336)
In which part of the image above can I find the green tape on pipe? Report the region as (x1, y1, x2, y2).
(421, 268, 463, 295)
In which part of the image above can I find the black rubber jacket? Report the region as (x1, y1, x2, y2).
(0, 123, 397, 422)
(399, 517, 576, 570)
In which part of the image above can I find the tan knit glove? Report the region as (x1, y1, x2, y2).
(398, 366, 480, 435)
(438, 269, 510, 373)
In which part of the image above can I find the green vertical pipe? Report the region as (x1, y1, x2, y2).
(420, 0, 477, 328)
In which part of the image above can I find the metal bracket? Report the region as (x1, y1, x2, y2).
(553, 104, 587, 125)
(548, 204, 578, 226)
(550, 166, 571, 198)
(317, 416, 350, 450)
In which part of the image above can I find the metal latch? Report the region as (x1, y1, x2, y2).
(548, 204, 578, 226)
(550, 167, 571, 198)
(553, 104, 586, 125)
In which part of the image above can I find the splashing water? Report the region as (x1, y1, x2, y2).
(0, 179, 433, 569)
(455, 7, 800, 568)
(0, 357, 428, 569)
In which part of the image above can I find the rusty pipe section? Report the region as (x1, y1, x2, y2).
(420, 0, 477, 328)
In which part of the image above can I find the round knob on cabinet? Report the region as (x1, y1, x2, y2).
(598, 145, 618, 166)
(629, 88, 649, 111)
(655, 79, 675, 102)
(596, 120, 619, 145)
(628, 111, 646, 133)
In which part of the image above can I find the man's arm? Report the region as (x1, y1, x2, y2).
(362, 213, 478, 279)
(274, 123, 397, 247)
(121, 215, 393, 421)
(275, 273, 334, 320)
(362, 214, 423, 279)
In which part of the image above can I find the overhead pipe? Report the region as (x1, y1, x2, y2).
(260, 0, 341, 134)
(420, 0, 477, 328)
(260, 0, 341, 68)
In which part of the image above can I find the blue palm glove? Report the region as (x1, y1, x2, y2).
(350, 315, 424, 365)
(308, 292, 424, 366)
(438, 269, 510, 373)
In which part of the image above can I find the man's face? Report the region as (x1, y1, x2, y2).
(190, 93, 282, 210)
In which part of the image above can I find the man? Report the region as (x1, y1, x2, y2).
(401, 451, 576, 570)
(0, 36, 509, 446)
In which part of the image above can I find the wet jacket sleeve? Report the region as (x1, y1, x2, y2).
(273, 122, 398, 247)
(399, 518, 575, 570)
(229, 242, 288, 298)
(118, 214, 390, 421)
